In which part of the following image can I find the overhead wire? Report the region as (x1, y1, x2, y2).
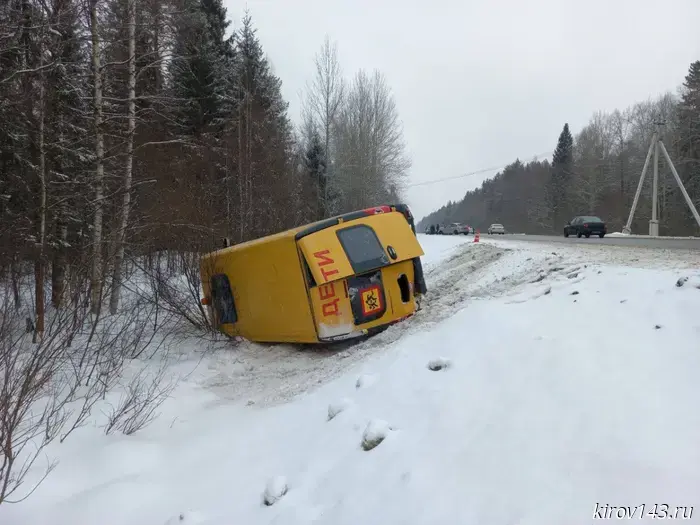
(405, 150, 554, 188)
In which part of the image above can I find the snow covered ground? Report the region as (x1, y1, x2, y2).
(3, 234, 700, 525)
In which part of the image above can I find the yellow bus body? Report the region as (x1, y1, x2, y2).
(199, 204, 427, 344)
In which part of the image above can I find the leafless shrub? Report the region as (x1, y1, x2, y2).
(0, 263, 174, 505)
(103, 363, 175, 436)
(0, 281, 81, 504)
(57, 377, 109, 444)
(132, 249, 217, 334)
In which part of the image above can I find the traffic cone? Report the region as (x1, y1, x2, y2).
(474, 230, 480, 243)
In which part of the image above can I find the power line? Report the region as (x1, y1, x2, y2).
(406, 150, 554, 188)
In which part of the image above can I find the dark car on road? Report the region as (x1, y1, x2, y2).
(564, 216, 607, 238)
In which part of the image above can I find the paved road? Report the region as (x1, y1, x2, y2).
(491, 234, 700, 251)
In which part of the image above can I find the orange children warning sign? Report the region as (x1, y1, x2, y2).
(360, 285, 383, 316)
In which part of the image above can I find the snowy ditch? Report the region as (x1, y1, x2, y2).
(3, 235, 700, 525)
(196, 242, 511, 407)
(192, 237, 700, 408)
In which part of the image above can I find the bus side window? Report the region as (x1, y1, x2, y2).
(210, 273, 237, 324)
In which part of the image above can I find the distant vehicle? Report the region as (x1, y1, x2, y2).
(439, 222, 471, 235)
(488, 223, 505, 235)
(564, 216, 607, 238)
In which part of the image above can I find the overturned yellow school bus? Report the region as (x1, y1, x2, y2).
(199, 204, 428, 344)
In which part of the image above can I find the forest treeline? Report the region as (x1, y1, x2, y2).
(1, 0, 410, 501)
(418, 61, 700, 237)
(0, 0, 409, 322)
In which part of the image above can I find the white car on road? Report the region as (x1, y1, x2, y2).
(488, 223, 505, 235)
(439, 222, 471, 235)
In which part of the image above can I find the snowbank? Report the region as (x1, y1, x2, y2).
(3, 237, 700, 525)
(608, 231, 698, 240)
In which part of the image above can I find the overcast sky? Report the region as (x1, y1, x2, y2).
(223, 0, 700, 221)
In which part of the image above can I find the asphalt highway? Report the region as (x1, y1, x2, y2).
(490, 233, 700, 251)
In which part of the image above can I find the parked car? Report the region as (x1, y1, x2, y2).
(439, 222, 471, 235)
(488, 223, 505, 235)
(564, 216, 607, 238)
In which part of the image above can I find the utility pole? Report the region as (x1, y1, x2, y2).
(622, 121, 700, 235)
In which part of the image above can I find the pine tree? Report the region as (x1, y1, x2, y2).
(304, 129, 327, 220)
(553, 123, 574, 166)
(169, 0, 235, 135)
(675, 61, 700, 230)
(44, 0, 90, 307)
(159, 0, 239, 247)
(546, 123, 574, 229)
(677, 61, 700, 166)
(234, 12, 294, 237)
(0, 0, 34, 261)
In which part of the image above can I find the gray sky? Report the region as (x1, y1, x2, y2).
(224, 0, 700, 221)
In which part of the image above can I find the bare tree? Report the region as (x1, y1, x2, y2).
(109, 0, 137, 315)
(334, 69, 411, 211)
(34, 23, 48, 342)
(300, 35, 345, 216)
(88, 0, 106, 317)
(572, 112, 614, 213)
(610, 109, 632, 199)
